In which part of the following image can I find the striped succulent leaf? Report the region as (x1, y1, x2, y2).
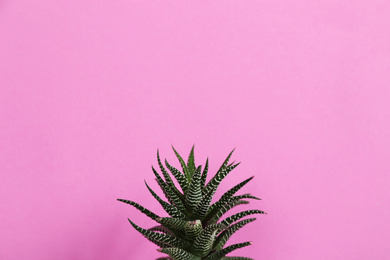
(157, 217, 188, 231)
(209, 199, 249, 225)
(187, 145, 196, 177)
(186, 166, 203, 211)
(192, 188, 214, 220)
(145, 181, 188, 219)
(203, 163, 241, 204)
(204, 242, 252, 260)
(216, 149, 236, 175)
(232, 194, 261, 201)
(172, 146, 190, 181)
(152, 166, 176, 204)
(184, 220, 203, 241)
(128, 219, 192, 250)
(220, 209, 266, 227)
(165, 159, 189, 194)
(152, 167, 187, 213)
(200, 157, 209, 195)
(158, 150, 184, 200)
(117, 199, 159, 220)
(207, 176, 255, 217)
(193, 223, 226, 257)
(204, 149, 235, 197)
(153, 223, 187, 241)
(158, 248, 201, 260)
(208, 194, 261, 224)
(213, 218, 257, 250)
(149, 225, 174, 235)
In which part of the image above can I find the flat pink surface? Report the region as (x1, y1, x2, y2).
(1, 1, 389, 259)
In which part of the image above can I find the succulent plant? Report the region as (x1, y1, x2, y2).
(118, 146, 265, 260)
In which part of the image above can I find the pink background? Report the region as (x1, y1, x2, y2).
(1, 1, 389, 259)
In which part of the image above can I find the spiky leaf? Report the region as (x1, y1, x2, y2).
(186, 166, 202, 211)
(128, 219, 191, 249)
(117, 199, 159, 220)
(200, 158, 209, 195)
(216, 149, 236, 174)
(192, 188, 214, 220)
(193, 223, 226, 257)
(204, 241, 252, 260)
(157, 217, 188, 232)
(145, 181, 187, 219)
(207, 176, 255, 217)
(208, 194, 260, 224)
(158, 150, 185, 200)
(158, 247, 201, 260)
(187, 145, 196, 177)
(149, 225, 174, 235)
(152, 167, 187, 213)
(165, 159, 189, 194)
(209, 200, 249, 224)
(214, 218, 256, 250)
(172, 146, 190, 181)
(202, 163, 240, 206)
(220, 209, 266, 227)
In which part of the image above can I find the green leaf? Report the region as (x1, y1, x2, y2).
(158, 247, 201, 260)
(204, 241, 252, 260)
(145, 181, 188, 219)
(214, 218, 256, 250)
(216, 148, 236, 175)
(152, 166, 174, 203)
(220, 209, 266, 227)
(172, 146, 190, 181)
(203, 163, 241, 206)
(157, 150, 185, 200)
(187, 145, 196, 177)
(186, 166, 202, 212)
(200, 157, 209, 195)
(165, 159, 189, 194)
(148, 225, 174, 235)
(184, 219, 202, 241)
(117, 199, 159, 220)
(207, 176, 255, 217)
(192, 188, 214, 220)
(207, 193, 260, 224)
(157, 217, 188, 232)
(152, 167, 187, 213)
(209, 200, 249, 224)
(153, 220, 188, 241)
(193, 223, 227, 257)
(152, 166, 187, 214)
(128, 219, 191, 249)
(231, 194, 261, 201)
